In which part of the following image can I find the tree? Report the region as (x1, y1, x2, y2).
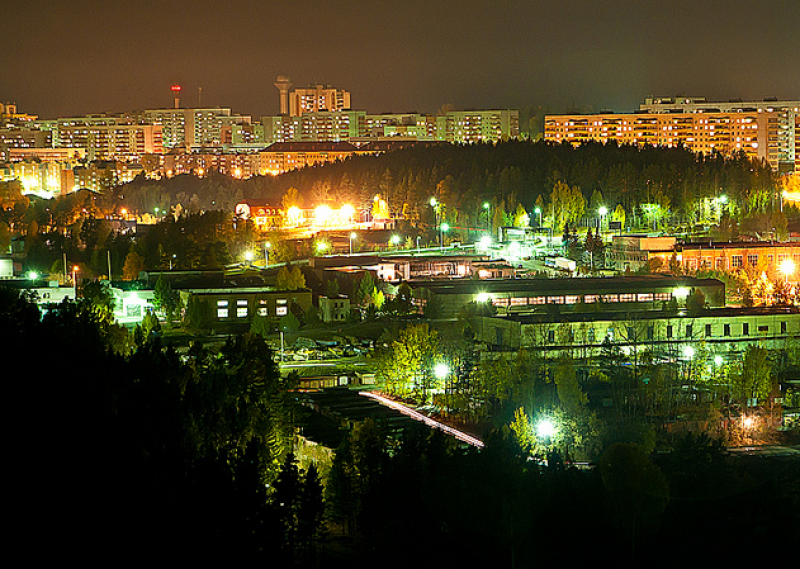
(550, 180, 586, 229)
(598, 443, 670, 558)
(730, 345, 774, 406)
(612, 204, 626, 230)
(373, 323, 440, 402)
(122, 250, 145, 280)
(512, 203, 530, 228)
(289, 265, 306, 290)
(554, 353, 587, 413)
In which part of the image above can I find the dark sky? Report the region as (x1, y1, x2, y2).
(3, 0, 798, 119)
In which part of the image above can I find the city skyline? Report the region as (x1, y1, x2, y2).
(2, 0, 798, 119)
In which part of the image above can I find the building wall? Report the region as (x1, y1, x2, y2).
(478, 309, 800, 359)
(650, 243, 800, 283)
(545, 104, 798, 171)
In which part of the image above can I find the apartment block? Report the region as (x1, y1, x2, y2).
(545, 97, 799, 172)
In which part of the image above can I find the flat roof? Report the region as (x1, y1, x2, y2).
(492, 305, 800, 325)
(410, 275, 723, 294)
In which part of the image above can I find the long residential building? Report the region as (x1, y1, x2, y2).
(545, 97, 799, 172)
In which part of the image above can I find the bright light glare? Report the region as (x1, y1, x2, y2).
(714, 355, 723, 366)
(673, 287, 690, 299)
(535, 418, 556, 439)
(434, 363, 450, 380)
(598, 206, 608, 216)
(476, 292, 491, 303)
(780, 258, 795, 277)
(683, 345, 695, 359)
(480, 235, 492, 249)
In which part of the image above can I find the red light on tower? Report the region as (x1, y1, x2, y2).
(171, 84, 181, 109)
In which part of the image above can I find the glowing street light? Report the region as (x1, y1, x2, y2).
(780, 258, 795, 282)
(483, 202, 491, 233)
(535, 417, 556, 439)
(683, 345, 695, 360)
(390, 234, 401, 248)
(316, 240, 329, 254)
(434, 363, 450, 380)
(476, 292, 491, 303)
(440, 222, 449, 250)
(264, 241, 271, 266)
(598, 205, 608, 231)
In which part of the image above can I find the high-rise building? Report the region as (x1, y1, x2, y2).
(545, 97, 799, 172)
(142, 108, 251, 150)
(288, 84, 351, 117)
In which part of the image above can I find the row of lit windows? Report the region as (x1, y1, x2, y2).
(539, 320, 789, 345)
(491, 292, 673, 307)
(215, 298, 288, 319)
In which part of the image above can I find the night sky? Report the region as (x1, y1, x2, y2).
(3, 0, 798, 119)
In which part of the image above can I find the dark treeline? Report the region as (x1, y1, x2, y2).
(115, 140, 779, 225)
(2, 287, 312, 564)
(4, 288, 797, 566)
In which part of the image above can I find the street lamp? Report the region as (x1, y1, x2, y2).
(390, 234, 401, 248)
(483, 202, 491, 234)
(598, 206, 608, 231)
(535, 417, 556, 440)
(349, 232, 356, 255)
(264, 241, 271, 266)
(440, 222, 449, 250)
(534, 206, 542, 229)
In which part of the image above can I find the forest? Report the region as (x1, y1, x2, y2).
(3, 288, 797, 566)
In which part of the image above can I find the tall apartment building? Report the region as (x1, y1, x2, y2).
(262, 110, 366, 144)
(142, 108, 251, 150)
(545, 97, 799, 172)
(443, 110, 520, 144)
(30, 114, 163, 161)
(288, 84, 351, 117)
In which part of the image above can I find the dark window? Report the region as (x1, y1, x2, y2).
(743, 322, 749, 336)
(781, 321, 787, 334)
(705, 324, 712, 337)
(667, 325, 673, 339)
(724, 324, 730, 336)
(548, 330, 555, 343)
(686, 324, 693, 338)
(647, 326, 654, 340)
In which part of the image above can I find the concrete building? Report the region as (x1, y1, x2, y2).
(476, 306, 800, 364)
(650, 241, 800, 284)
(608, 235, 677, 272)
(258, 141, 361, 175)
(142, 108, 250, 150)
(289, 84, 351, 117)
(545, 97, 799, 172)
(443, 110, 520, 144)
(397, 275, 724, 320)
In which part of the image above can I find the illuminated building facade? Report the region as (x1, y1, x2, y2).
(649, 241, 800, 284)
(443, 110, 520, 144)
(258, 141, 361, 175)
(0, 159, 74, 197)
(142, 108, 250, 150)
(73, 161, 144, 192)
(289, 84, 351, 117)
(545, 97, 799, 172)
